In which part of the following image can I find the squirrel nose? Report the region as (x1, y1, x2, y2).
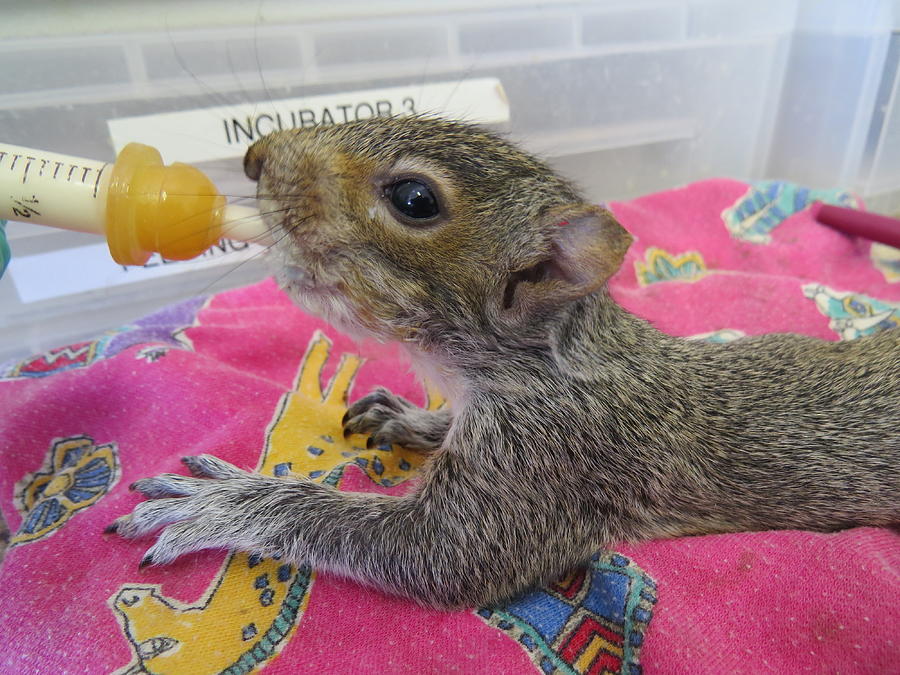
(243, 142, 265, 182)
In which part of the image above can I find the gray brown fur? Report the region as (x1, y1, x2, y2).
(110, 116, 899, 609)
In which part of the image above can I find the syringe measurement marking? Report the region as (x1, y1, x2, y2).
(21, 156, 37, 185)
(6, 155, 99, 186)
(10, 196, 41, 219)
(93, 163, 108, 199)
(2, 150, 106, 212)
(2, 152, 96, 182)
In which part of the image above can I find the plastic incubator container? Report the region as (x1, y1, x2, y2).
(1, 0, 897, 363)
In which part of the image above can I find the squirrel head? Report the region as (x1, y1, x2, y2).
(246, 116, 632, 354)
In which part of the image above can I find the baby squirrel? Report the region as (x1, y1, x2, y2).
(110, 116, 900, 609)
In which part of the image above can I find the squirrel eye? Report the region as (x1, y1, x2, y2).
(388, 179, 440, 221)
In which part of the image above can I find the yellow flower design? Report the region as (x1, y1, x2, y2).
(12, 435, 120, 546)
(634, 247, 708, 286)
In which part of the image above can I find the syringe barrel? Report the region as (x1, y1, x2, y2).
(0, 143, 110, 235)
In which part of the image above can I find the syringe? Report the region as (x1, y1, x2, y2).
(0, 142, 268, 266)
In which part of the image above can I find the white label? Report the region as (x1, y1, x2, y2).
(107, 78, 510, 163)
(9, 240, 264, 304)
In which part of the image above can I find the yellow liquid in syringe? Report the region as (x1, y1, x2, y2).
(0, 142, 267, 266)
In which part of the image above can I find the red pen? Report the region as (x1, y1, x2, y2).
(811, 201, 900, 249)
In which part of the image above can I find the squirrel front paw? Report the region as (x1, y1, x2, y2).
(106, 455, 310, 567)
(342, 388, 451, 453)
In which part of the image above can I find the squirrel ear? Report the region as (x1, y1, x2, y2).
(502, 204, 632, 315)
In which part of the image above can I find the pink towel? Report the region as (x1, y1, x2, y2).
(0, 179, 897, 674)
